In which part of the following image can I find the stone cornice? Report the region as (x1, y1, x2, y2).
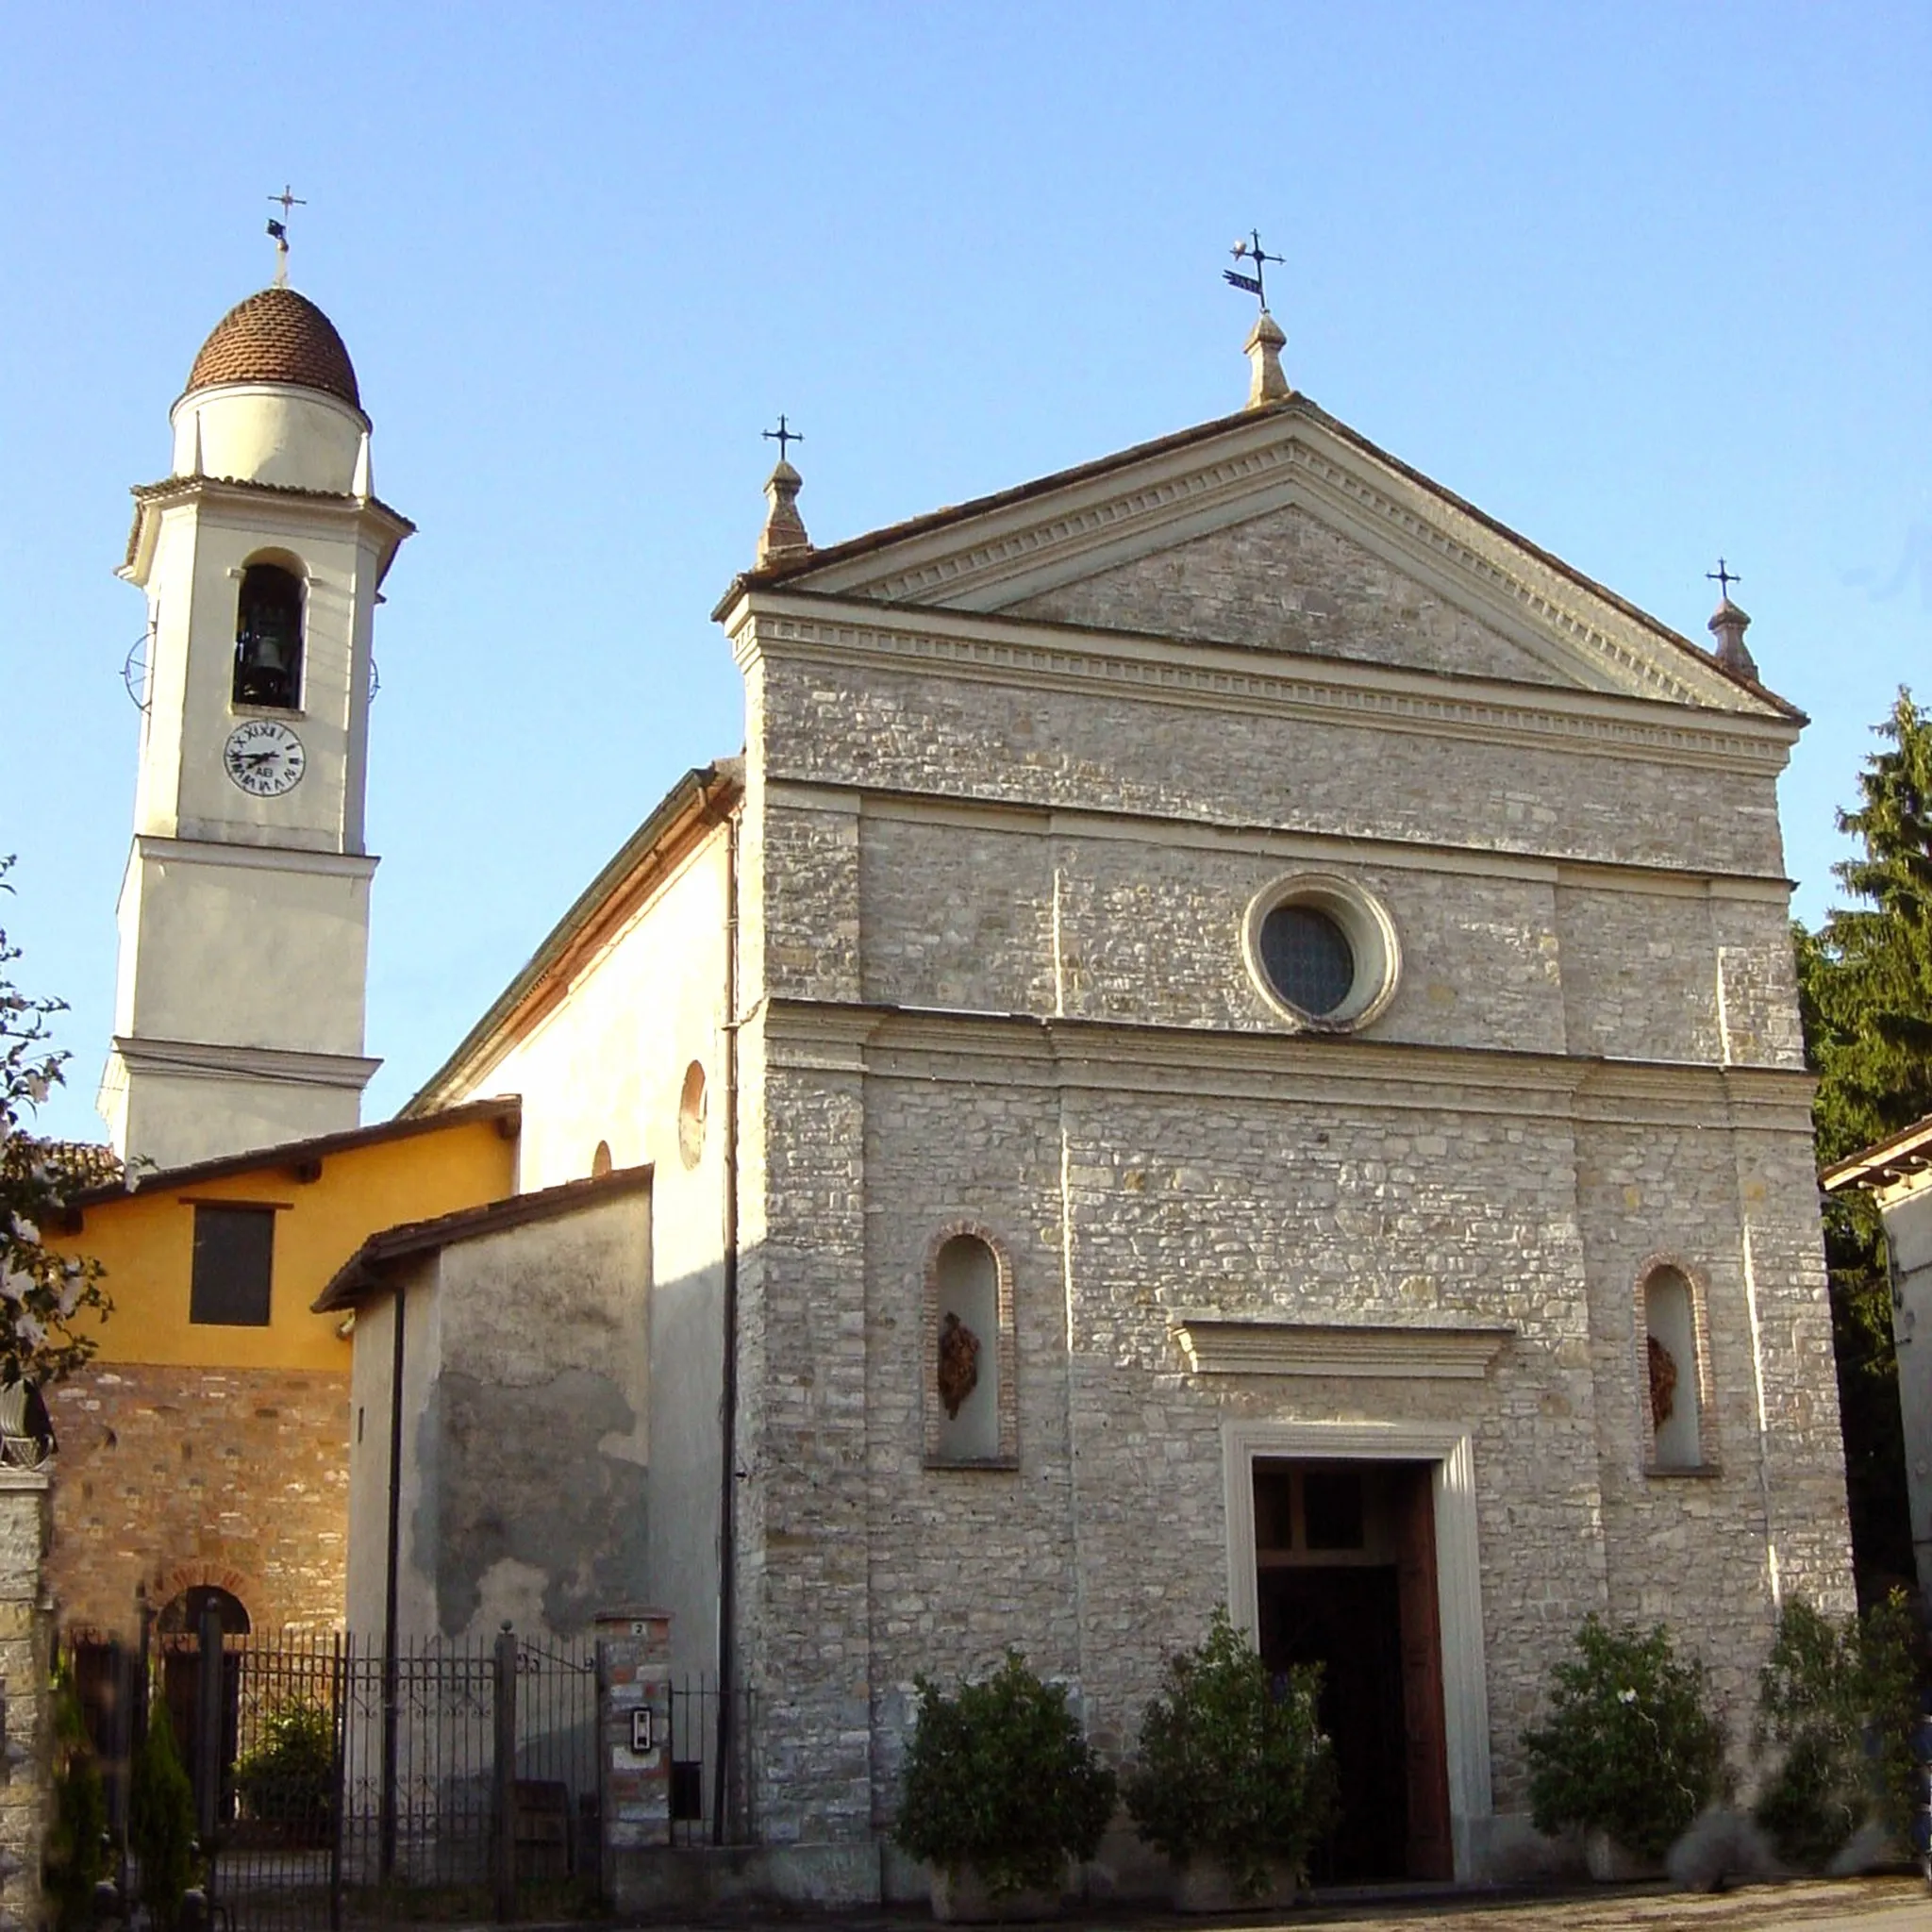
(120, 474, 414, 590)
(1174, 1318, 1513, 1379)
(736, 407, 1788, 721)
(131, 834, 377, 880)
(754, 1000, 1815, 1126)
(108, 1035, 380, 1091)
(732, 596, 1798, 776)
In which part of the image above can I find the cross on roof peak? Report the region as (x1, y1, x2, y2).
(1223, 227, 1284, 311)
(265, 184, 306, 287)
(763, 414, 803, 464)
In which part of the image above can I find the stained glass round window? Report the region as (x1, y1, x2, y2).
(1257, 904, 1356, 1017)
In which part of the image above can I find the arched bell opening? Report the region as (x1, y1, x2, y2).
(233, 560, 306, 709)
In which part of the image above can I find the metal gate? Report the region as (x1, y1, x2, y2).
(71, 1615, 601, 1931)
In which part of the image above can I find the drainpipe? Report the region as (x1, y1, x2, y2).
(380, 1281, 406, 1880)
(713, 804, 741, 1843)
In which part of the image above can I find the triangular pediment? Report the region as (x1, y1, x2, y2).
(760, 399, 1790, 717)
(1004, 501, 1580, 688)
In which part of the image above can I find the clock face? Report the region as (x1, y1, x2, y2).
(223, 719, 307, 797)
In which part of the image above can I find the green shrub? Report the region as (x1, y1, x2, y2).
(233, 1699, 334, 1835)
(893, 1651, 1117, 1898)
(1753, 1590, 1926, 1867)
(1523, 1615, 1728, 1861)
(129, 1703, 196, 1932)
(1124, 1606, 1336, 1898)
(43, 1665, 107, 1932)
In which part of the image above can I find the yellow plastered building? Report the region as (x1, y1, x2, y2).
(42, 1097, 519, 1638)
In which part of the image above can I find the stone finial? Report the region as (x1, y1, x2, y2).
(1244, 309, 1290, 408)
(756, 459, 810, 566)
(1707, 597, 1757, 680)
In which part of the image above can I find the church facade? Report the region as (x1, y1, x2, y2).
(383, 317, 1857, 1885)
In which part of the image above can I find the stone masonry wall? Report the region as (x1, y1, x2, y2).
(752, 1020, 1848, 1840)
(0, 1476, 50, 1932)
(731, 1041, 874, 1845)
(753, 642, 1792, 878)
(729, 553, 1844, 1859)
(855, 804, 1801, 1069)
(46, 1363, 348, 1637)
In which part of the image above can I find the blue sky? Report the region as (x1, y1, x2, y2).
(3, 3, 1926, 1144)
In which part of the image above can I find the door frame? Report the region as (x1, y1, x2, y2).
(1223, 1420, 1491, 1879)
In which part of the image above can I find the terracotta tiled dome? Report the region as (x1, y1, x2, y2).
(185, 287, 360, 408)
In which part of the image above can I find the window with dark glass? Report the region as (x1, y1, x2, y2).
(190, 1205, 275, 1325)
(232, 563, 305, 708)
(1258, 904, 1356, 1017)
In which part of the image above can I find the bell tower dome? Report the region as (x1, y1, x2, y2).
(100, 278, 413, 1168)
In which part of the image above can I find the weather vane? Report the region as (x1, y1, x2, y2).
(763, 414, 803, 463)
(1223, 228, 1284, 310)
(1707, 558, 1741, 602)
(266, 184, 306, 286)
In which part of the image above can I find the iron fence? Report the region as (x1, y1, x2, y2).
(63, 1617, 653, 1931)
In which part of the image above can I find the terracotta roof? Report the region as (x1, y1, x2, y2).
(185, 287, 361, 408)
(1820, 1113, 1932, 1193)
(60, 1095, 521, 1217)
(121, 474, 416, 574)
(713, 392, 1803, 723)
(313, 1164, 653, 1312)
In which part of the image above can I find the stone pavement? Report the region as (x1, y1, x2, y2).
(590, 1877, 1930, 1932)
(1273, 1876, 1928, 1932)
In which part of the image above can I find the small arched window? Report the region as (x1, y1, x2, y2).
(233, 562, 305, 708)
(1643, 1266, 1704, 1469)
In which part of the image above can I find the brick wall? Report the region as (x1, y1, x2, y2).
(46, 1363, 348, 1637)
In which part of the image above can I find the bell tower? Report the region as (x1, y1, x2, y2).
(101, 281, 412, 1168)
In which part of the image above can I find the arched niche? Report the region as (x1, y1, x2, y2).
(1641, 1263, 1706, 1470)
(923, 1224, 1017, 1468)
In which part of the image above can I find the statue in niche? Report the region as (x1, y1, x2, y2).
(937, 1310, 981, 1420)
(1647, 1333, 1678, 1430)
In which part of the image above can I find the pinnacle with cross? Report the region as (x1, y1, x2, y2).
(757, 416, 810, 565)
(1224, 228, 1290, 409)
(266, 184, 307, 286)
(1705, 558, 1757, 678)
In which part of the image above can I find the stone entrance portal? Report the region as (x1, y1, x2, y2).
(1252, 1459, 1452, 1882)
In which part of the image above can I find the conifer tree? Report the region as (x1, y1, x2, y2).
(1796, 689, 1932, 1597)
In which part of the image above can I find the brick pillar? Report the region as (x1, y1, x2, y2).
(594, 1606, 671, 1890)
(0, 1472, 51, 1932)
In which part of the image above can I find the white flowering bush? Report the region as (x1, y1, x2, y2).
(1, 859, 110, 1402)
(1523, 1614, 1729, 1860)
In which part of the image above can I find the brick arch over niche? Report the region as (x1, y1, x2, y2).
(1631, 1252, 1717, 1473)
(922, 1221, 1018, 1468)
(154, 1561, 259, 1623)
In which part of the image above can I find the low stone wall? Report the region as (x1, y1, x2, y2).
(0, 1472, 50, 1932)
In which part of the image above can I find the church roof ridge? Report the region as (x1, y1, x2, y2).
(714, 395, 1802, 723)
(313, 1161, 654, 1312)
(403, 759, 745, 1117)
(58, 1094, 523, 1218)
